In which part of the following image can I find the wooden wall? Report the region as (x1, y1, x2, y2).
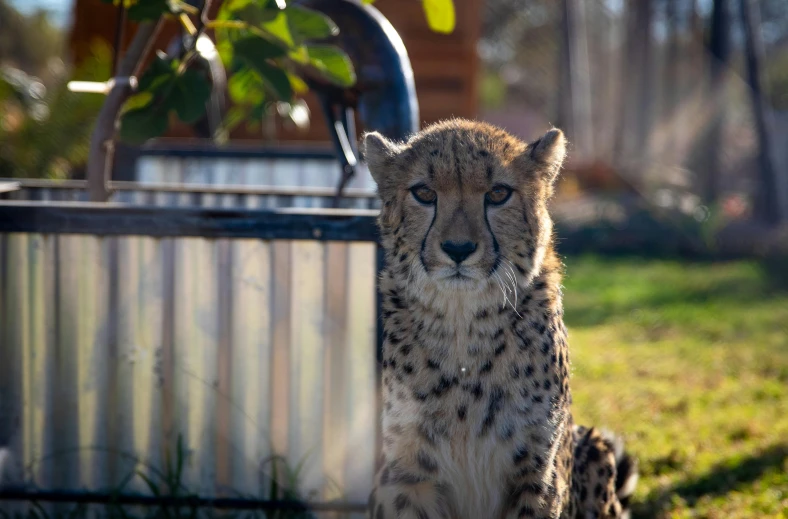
(67, 0, 482, 144)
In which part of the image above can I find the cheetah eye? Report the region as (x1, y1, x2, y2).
(486, 185, 513, 205)
(410, 184, 437, 205)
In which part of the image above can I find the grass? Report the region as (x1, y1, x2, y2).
(562, 255, 788, 518)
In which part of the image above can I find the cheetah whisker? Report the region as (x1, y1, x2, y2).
(492, 272, 509, 307)
(501, 259, 523, 318)
(494, 270, 522, 318)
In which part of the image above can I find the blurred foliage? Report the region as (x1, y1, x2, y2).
(479, 70, 507, 110)
(105, 0, 355, 144)
(0, 42, 111, 179)
(363, 0, 455, 34)
(104, 0, 455, 145)
(0, 0, 63, 80)
(421, 0, 456, 34)
(0, 0, 456, 177)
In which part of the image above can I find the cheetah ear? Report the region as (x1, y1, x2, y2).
(527, 128, 566, 183)
(362, 131, 403, 185)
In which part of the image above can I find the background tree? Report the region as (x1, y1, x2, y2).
(740, 0, 786, 223)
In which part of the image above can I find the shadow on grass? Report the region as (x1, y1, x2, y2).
(564, 276, 769, 328)
(562, 256, 787, 328)
(632, 443, 788, 519)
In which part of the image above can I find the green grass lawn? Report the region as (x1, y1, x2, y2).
(563, 255, 788, 518)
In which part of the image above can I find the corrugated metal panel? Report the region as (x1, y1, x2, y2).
(0, 179, 380, 210)
(0, 233, 378, 507)
(135, 155, 379, 210)
(135, 156, 377, 191)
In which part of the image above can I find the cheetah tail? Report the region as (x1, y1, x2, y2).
(611, 438, 639, 518)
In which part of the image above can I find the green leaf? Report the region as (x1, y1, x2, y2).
(362, 0, 375, 3)
(216, 36, 235, 66)
(234, 2, 282, 28)
(127, 0, 173, 21)
(285, 45, 308, 67)
(121, 91, 154, 114)
(171, 69, 211, 124)
(233, 36, 287, 63)
(137, 54, 176, 92)
(228, 68, 265, 105)
(285, 6, 339, 41)
(232, 37, 293, 101)
(306, 45, 356, 87)
(260, 12, 295, 47)
(422, 0, 455, 34)
(255, 62, 293, 100)
(216, 1, 291, 63)
(221, 105, 249, 133)
(286, 72, 309, 94)
(223, 0, 257, 10)
(119, 103, 169, 144)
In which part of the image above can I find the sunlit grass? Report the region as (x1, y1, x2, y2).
(564, 255, 788, 518)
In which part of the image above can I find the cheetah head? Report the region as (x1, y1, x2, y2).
(364, 119, 566, 293)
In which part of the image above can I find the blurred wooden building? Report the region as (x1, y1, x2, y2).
(68, 0, 482, 145)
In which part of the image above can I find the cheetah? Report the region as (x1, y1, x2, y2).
(363, 119, 638, 519)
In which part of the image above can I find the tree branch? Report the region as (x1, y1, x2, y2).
(87, 19, 163, 202)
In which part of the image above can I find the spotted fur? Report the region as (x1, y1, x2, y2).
(364, 119, 637, 519)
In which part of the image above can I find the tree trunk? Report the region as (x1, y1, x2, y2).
(613, 0, 653, 164)
(663, 0, 679, 119)
(689, 0, 704, 78)
(633, 0, 653, 156)
(558, 0, 593, 162)
(702, 0, 731, 207)
(87, 19, 162, 202)
(739, 0, 786, 223)
(557, 0, 572, 142)
(565, 0, 593, 161)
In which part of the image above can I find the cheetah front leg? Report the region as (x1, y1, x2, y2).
(502, 430, 574, 519)
(501, 476, 564, 519)
(368, 465, 453, 519)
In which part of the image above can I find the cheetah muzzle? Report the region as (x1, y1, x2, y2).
(363, 119, 638, 519)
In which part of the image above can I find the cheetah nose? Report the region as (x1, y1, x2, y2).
(441, 241, 478, 264)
